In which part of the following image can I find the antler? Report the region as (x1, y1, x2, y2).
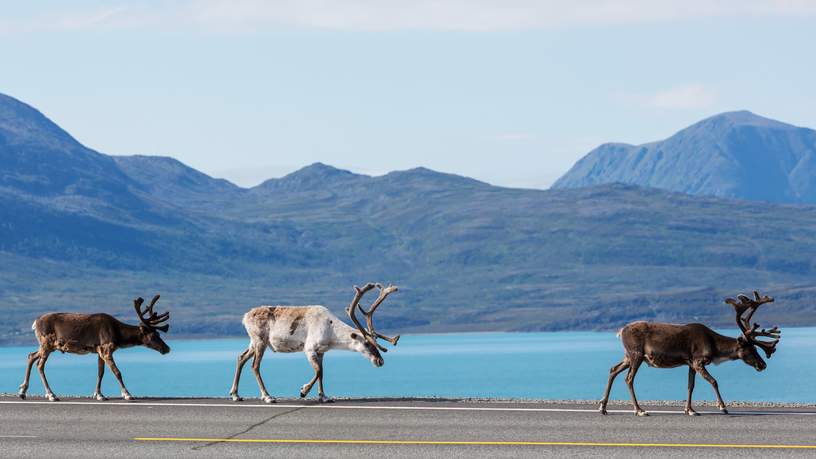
(359, 284, 401, 346)
(133, 294, 170, 333)
(724, 290, 779, 357)
(345, 283, 400, 352)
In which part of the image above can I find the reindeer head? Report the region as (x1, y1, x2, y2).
(725, 291, 780, 372)
(134, 295, 171, 355)
(346, 283, 401, 367)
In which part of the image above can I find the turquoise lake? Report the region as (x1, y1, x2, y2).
(2, 329, 813, 402)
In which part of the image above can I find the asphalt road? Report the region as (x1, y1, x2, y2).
(1, 397, 815, 458)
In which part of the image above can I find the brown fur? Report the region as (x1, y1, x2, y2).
(600, 320, 767, 416)
(19, 301, 170, 402)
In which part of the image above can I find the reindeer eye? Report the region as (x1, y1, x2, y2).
(350, 332, 358, 340)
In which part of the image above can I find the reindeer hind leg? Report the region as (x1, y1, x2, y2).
(229, 347, 254, 402)
(35, 350, 58, 402)
(250, 343, 274, 403)
(599, 358, 629, 415)
(19, 350, 41, 399)
(624, 356, 647, 416)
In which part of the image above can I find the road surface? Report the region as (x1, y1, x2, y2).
(1, 397, 815, 457)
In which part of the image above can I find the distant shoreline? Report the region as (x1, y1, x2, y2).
(3, 326, 813, 348)
(3, 326, 814, 348)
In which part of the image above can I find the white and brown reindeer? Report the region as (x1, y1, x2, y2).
(19, 295, 171, 402)
(230, 283, 400, 403)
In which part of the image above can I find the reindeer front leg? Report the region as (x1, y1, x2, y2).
(685, 367, 698, 416)
(92, 355, 108, 401)
(694, 363, 728, 414)
(100, 349, 133, 401)
(301, 352, 330, 403)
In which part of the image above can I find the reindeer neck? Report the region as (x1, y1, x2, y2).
(116, 323, 143, 348)
(712, 333, 741, 361)
(329, 321, 361, 350)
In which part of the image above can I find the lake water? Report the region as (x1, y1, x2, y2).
(2, 329, 814, 402)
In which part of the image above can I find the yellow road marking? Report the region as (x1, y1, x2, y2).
(133, 437, 816, 449)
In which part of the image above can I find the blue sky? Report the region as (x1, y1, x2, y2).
(1, 1, 815, 188)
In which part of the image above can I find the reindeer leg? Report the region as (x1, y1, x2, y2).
(315, 353, 330, 403)
(695, 364, 728, 414)
(625, 356, 647, 416)
(300, 351, 321, 400)
(92, 355, 108, 401)
(599, 358, 629, 415)
(36, 350, 58, 402)
(19, 350, 41, 400)
(102, 352, 133, 401)
(250, 344, 274, 403)
(230, 347, 254, 402)
(301, 352, 330, 403)
(685, 367, 698, 416)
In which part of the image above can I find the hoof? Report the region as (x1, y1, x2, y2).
(122, 394, 135, 401)
(318, 396, 333, 404)
(231, 394, 243, 402)
(46, 394, 59, 402)
(93, 393, 108, 401)
(599, 404, 607, 415)
(684, 409, 699, 416)
(262, 396, 275, 404)
(18, 390, 26, 401)
(720, 408, 729, 415)
(299, 391, 307, 399)
(635, 410, 649, 417)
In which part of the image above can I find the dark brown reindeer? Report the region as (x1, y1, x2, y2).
(19, 295, 171, 402)
(600, 291, 780, 416)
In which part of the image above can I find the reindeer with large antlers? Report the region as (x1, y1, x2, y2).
(230, 283, 400, 403)
(599, 291, 781, 416)
(19, 295, 171, 402)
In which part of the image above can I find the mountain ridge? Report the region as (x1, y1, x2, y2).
(2, 93, 816, 345)
(553, 110, 816, 203)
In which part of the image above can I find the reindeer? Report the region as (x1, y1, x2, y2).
(230, 283, 400, 403)
(599, 291, 781, 416)
(19, 295, 171, 402)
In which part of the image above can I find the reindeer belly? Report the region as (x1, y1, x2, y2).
(56, 339, 95, 354)
(644, 352, 686, 368)
(269, 339, 305, 353)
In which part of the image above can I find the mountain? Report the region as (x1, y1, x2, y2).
(1, 93, 816, 345)
(113, 155, 242, 208)
(552, 111, 816, 203)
